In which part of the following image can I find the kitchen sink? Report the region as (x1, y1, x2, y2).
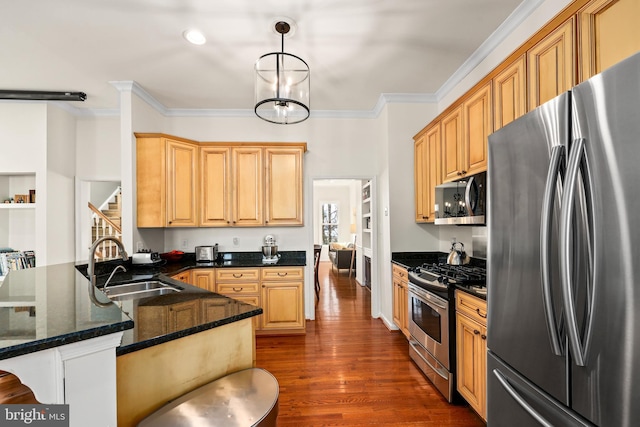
(103, 280, 181, 301)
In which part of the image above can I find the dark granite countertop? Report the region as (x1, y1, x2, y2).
(0, 263, 134, 361)
(390, 251, 446, 269)
(455, 284, 488, 301)
(0, 251, 304, 360)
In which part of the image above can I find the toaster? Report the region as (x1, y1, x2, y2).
(195, 244, 218, 262)
(131, 251, 161, 265)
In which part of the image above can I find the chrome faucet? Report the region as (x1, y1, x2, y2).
(103, 264, 127, 292)
(87, 236, 129, 287)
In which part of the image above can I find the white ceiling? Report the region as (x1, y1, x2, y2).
(2, 0, 532, 115)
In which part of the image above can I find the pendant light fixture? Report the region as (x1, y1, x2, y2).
(255, 20, 310, 124)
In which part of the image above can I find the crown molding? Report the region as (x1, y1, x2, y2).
(435, 0, 545, 100)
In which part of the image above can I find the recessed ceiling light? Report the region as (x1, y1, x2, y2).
(183, 29, 206, 45)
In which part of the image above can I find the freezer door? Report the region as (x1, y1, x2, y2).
(487, 352, 594, 427)
(487, 93, 570, 404)
(569, 51, 640, 426)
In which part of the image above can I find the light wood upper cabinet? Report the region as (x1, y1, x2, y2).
(441, 83, 491, 183)
(578, 0, 640, 82)
(528, 18, 576, 110)
(493, 55, 527, 130)
(463, 82, 492, 177)
(264, 147, 304, 226)
(136, 134, 198, 228)
(414, 122, 441, 223)
(232, 147, 264, 227)
(200, 146, 231, 226)
(166, 139, 198, 227)
(442, 106, 464, 182)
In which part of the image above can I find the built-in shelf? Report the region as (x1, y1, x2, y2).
(0, 203, 36, 209)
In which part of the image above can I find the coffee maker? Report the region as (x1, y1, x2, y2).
(262, 234, 280, 264)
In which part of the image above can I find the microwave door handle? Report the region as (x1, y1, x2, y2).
(464, 175, 478, 216)
(559, 138, 587, 367)
(540, 145, 565, 356)
(493, 369, 554, 427)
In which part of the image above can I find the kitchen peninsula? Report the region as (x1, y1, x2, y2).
(0, 251, 304, 426)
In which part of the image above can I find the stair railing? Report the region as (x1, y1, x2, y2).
(88, 203, 122, 260)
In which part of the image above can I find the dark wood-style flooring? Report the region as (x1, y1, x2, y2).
(256, 261, 485, 426)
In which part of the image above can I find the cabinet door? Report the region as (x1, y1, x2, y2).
(441, 106, 464, 182)
(200, 146, 231, 226)
(414, 133, 430, 223)
(464, 82, 492, 177)
(456, 313, 487, 420)
(578, 0, 640, 82)
(528, 18, 576, 110)
(171, 270, 191, 284)
(201, 298, 230, 323)
(261, 281, 304, 331)
(166, 139, 198, 227)
(191, 269, 215, 292)
(264, 147, 304, 226)
(493, 55, 527, 130)
(232, 147, 263, 226)
(167, 300, 200, 333)
(136, 136, 166, 227)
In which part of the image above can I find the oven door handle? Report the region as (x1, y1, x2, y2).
(423, 295, 446, 311)
(409, 340, 449, 380)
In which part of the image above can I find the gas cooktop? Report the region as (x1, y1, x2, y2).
(408, 263, 486, 296)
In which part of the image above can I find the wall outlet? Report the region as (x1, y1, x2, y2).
(181, 239, 189, 249)
(233, 237, 239, 246)
(136, 241, 144, 252)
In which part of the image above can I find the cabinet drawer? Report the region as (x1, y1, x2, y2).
(261, 267, 303, 281)
(217, 282, 260, 295)
(456, 290, 487, 325)
(392, 264, 408, 282)
(215, 268, 260, 282)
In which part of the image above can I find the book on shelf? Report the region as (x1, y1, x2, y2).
(0, 249, 36, 276)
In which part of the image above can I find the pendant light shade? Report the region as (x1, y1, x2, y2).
(255, 21, 310, 124)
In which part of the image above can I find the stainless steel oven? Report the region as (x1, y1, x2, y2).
(407, 282, 454, 401)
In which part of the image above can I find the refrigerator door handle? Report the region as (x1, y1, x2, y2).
(493, 368, 555, 427)
(559, 138, 588, 367)
(540, 145, 565, 356)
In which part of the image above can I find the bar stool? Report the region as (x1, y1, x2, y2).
(313, 244, 322, 299)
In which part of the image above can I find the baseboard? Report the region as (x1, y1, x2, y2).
(379, 314, 399, 332)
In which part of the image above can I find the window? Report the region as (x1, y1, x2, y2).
(321, 203, 339, 244)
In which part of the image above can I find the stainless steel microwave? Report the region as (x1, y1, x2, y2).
(434, 172, 486, 225)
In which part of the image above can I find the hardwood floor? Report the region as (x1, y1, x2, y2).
(256, 261, 485, 426)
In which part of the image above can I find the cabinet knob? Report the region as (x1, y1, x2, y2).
(481, 334, 487, 340)
(457, 171, 462, 176)
(462, 170, 467, 175)
(474, 330, 480, 335)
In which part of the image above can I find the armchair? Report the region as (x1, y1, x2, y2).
(328, 242, 356, 274)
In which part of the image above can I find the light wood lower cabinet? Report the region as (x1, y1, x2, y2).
(191, 268, 215, 292)
(391, 264, 410, 338)
(216, 268, 261, 330)
(171, 270, 191, 284)
(260, 267, 305, 334)
(455, 290, 487, 421)
(136, 299, 200, 341)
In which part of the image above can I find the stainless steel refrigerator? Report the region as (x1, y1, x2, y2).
(487, 51, 640, 427)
